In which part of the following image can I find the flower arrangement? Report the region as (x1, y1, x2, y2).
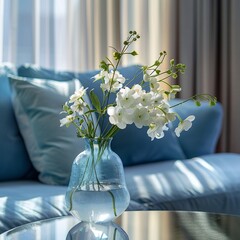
(60, 31, 216, 141)
(62, 31, 217, 223)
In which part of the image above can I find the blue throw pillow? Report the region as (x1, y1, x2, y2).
(8, 75, 90, 185)
(0, 63, 34, 181)
(18, 64, 187, 166)
(169, 99, 223, 158)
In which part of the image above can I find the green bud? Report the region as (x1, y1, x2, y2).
(195, 101, 201, 106)
(170, 59, 175, 66)
(172, 73, 178, 79)
(124, 41, 128, 45)
(171, 85, 181, 91)
(113, 52, 121, 60)
(63, 104, 69, 111)
(131, 51, 138, 56)
(141, 66, 148, 73)
(99, 60, 109, 71)
(210, 100, 216, 106)
(155, 60, 160, 66)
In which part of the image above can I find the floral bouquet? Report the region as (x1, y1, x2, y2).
(60, 31, 216, 141)
(61, 31, 217, 223)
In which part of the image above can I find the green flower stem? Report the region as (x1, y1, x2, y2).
(68, 189, 74, 211)
(103, 125, 119, 139)
(149, 53, 166, 75)
(97, 32, 139, 138)
(169, 94, 217, 109)
(113, 228, 117, 240)
(86, 104, 96, 136)
(108, 190, 117, 217)
(68, 153, 91, 211)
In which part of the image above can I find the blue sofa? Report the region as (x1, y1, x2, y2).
(1, 63, 240, 234)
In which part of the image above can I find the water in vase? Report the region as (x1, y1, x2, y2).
(69, 183, 130, 222)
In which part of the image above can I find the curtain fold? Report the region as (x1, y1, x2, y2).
(0, 0, 239, 152)
(169, 0, 240, 153)
(228, 0, 240, 153)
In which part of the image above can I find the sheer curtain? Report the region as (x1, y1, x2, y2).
(1, 0, 239, 153)
(0, 0, 171, 70)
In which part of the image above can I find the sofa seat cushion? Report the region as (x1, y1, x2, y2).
(0, 181, 68, 233)
(0, 181, 144, 234)
(125, 153, 240, 215)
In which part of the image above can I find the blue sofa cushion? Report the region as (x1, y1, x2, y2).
(0, 181, 69, 233)
(125, 153, 240, 215)
(8, 75, 90, 185)
(18, 64, 186, 166)
(0, 63, 34, 181)
(170, 99, 223, 158)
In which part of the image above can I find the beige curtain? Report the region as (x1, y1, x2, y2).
(0, 0, 3, 60)
(165, 0, 240, 153)
(60, 0, 172, 70)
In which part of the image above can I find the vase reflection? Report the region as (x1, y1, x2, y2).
(66, 221, 129, 240)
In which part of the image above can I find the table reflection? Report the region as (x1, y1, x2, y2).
(1, 210, 240, 240)
(66, 221, 128, 240)
(118, 211, 240, 240)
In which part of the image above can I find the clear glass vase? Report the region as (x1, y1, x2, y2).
(65, 138, 130, 223)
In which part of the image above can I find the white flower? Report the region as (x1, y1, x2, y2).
(116, 87, 139, 108)
(145, 76, 160, 92)
(166, 112, 176, 122)
(101, 81, 122, 93)
(148, 108, 164, 123)
(132, 84, 143, 95)
(168, 85, 182, 100)
(147, 121, 168, 141)
(150, 92, 164, 106)
(70, 100, 86, 115)
(69, 86, 87, 103)
(140, 92, 152, 106)
(132, 107, 150, 128)
(107, 106, 132, 129)
(150, 78, 160, 92)
(100, 70, 126, 92)
(143, 73, 151, 82)
(175, 115, 195, 137)
(159, 101, 170, 113)
(60, 113, 76, 127)
(143, 74, 158, 87)
(93, 70, 107, 81)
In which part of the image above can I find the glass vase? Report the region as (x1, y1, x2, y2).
(65, 138, 130, 223)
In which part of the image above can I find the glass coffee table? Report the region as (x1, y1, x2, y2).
(1, 210, 240, 239)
